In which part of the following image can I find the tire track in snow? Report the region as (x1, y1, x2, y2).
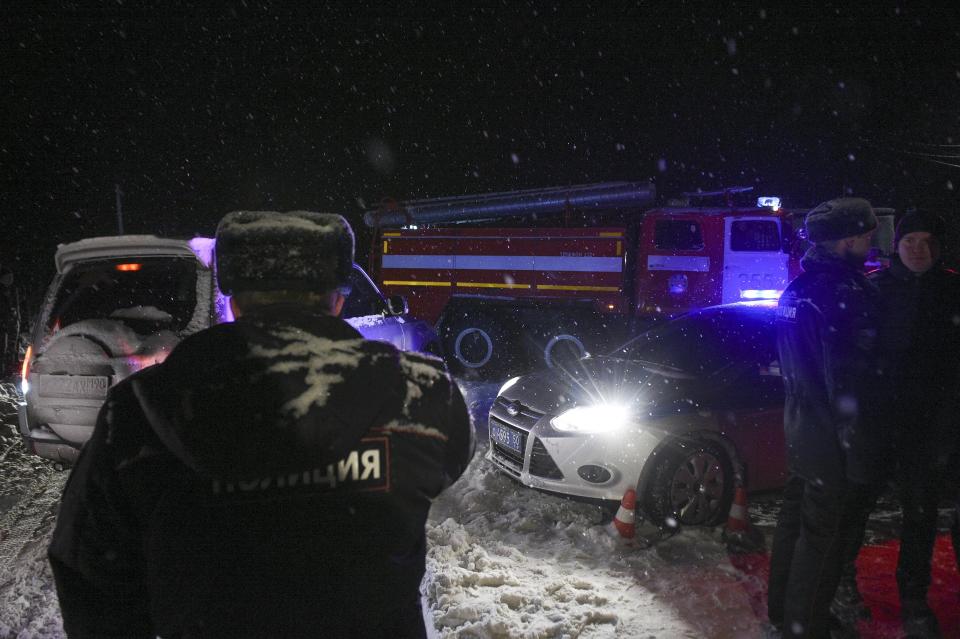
(0, 472, 65, 585)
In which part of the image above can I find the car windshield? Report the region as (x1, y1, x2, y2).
(609, 309, 775, 375)
(40, 256, 199, 337)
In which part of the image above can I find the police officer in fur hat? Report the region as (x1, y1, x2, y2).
(49, 211, 473, 638)
(767, 198, 890, 638)
(868, 210, 960, 637)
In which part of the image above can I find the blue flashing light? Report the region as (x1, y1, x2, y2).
(740, 289, 783, 300)
(757, 196, 781, 211)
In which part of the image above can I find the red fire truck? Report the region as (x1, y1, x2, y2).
(364, 182, 887, 378)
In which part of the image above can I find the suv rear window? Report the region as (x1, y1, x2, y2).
(654, 220, 704, 250)
(41, 257, 199, 336)
(731, 220, 781, 251)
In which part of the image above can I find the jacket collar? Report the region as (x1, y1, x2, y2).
(240, 304, 363, 340)
(800, 245, 865, 278)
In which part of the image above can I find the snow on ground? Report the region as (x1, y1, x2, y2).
(423, 454, 765, 638)
(0, 383, 65, 638)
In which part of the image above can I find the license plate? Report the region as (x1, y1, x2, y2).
(490, 422, 524, 454)
(37, 374, 110, 398)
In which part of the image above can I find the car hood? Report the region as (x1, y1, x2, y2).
(500, 357, 708, 418)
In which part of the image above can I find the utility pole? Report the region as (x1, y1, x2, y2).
(114, 184, 124, 234)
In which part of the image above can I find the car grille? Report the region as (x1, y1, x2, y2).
(488, 412, 565, 481)
(492, 396, 545, 428)
(529, 437, 564, 480)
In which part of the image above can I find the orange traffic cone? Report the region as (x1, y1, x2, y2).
(608, 488, 637, 540)
(726, 486, 750, 533)
(721, 486, 764, 552)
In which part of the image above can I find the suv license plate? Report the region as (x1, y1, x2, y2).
(38, 374, 110, 398)
(490, 422, 523, 454)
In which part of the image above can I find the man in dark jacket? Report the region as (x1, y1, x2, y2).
(767, 197, 888, 638)
(49, 211, 474, 639)
(868, 210, 960, 636)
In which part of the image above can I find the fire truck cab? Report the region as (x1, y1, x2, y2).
(637, 196, 796, 316)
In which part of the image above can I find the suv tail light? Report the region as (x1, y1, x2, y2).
(21, 344, 33, 394)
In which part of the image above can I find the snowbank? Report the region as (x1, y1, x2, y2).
(422, 453, 764, 638)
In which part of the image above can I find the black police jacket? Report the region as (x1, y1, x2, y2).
(776, 246, 887, 487)
(868, 257, 960, 461)
(48, 306, 473, 639)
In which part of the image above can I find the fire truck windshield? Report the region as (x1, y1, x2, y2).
(654, 220, 704, 250)
(730, 220, 781, 251)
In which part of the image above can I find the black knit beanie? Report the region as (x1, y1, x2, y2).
(894, 210, 946, 245)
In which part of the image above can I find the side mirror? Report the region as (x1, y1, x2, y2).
(385, 295, 409, 316)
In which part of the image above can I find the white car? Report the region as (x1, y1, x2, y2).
(19, 235, 439, 465)
(486, 302, 786, 530)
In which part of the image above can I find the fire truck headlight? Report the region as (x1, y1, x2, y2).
(498, 376, 520, 397)
(668, 274, 688, 295)
(740, 289, 783, 300)
(550, 404, 632, 434)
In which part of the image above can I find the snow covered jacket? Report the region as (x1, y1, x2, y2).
(776, 246, 888, 487)
(868, 258, 960, 464)
(48, 305, 473, 639)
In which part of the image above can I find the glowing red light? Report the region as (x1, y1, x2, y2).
(116, 263, 142, 272)
(21, 345, 33, 381)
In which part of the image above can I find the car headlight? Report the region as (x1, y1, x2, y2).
(550, 404, 632, 434)
(498, 376, 520, 397)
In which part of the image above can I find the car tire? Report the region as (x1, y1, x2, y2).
(641, 439, 734, 532)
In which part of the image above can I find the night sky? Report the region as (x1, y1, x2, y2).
(3, 3, 960, 299)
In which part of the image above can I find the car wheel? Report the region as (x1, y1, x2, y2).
(642, 440, 733, 531)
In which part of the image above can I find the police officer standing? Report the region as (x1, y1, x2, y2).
(767, 198, 888, 638)
(49, 211, 474, 638)
(868, 210, 960, 637)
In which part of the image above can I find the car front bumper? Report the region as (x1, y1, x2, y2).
(486, 399, 662, 502)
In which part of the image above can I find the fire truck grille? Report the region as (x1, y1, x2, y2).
(528, 437, 564, 480)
